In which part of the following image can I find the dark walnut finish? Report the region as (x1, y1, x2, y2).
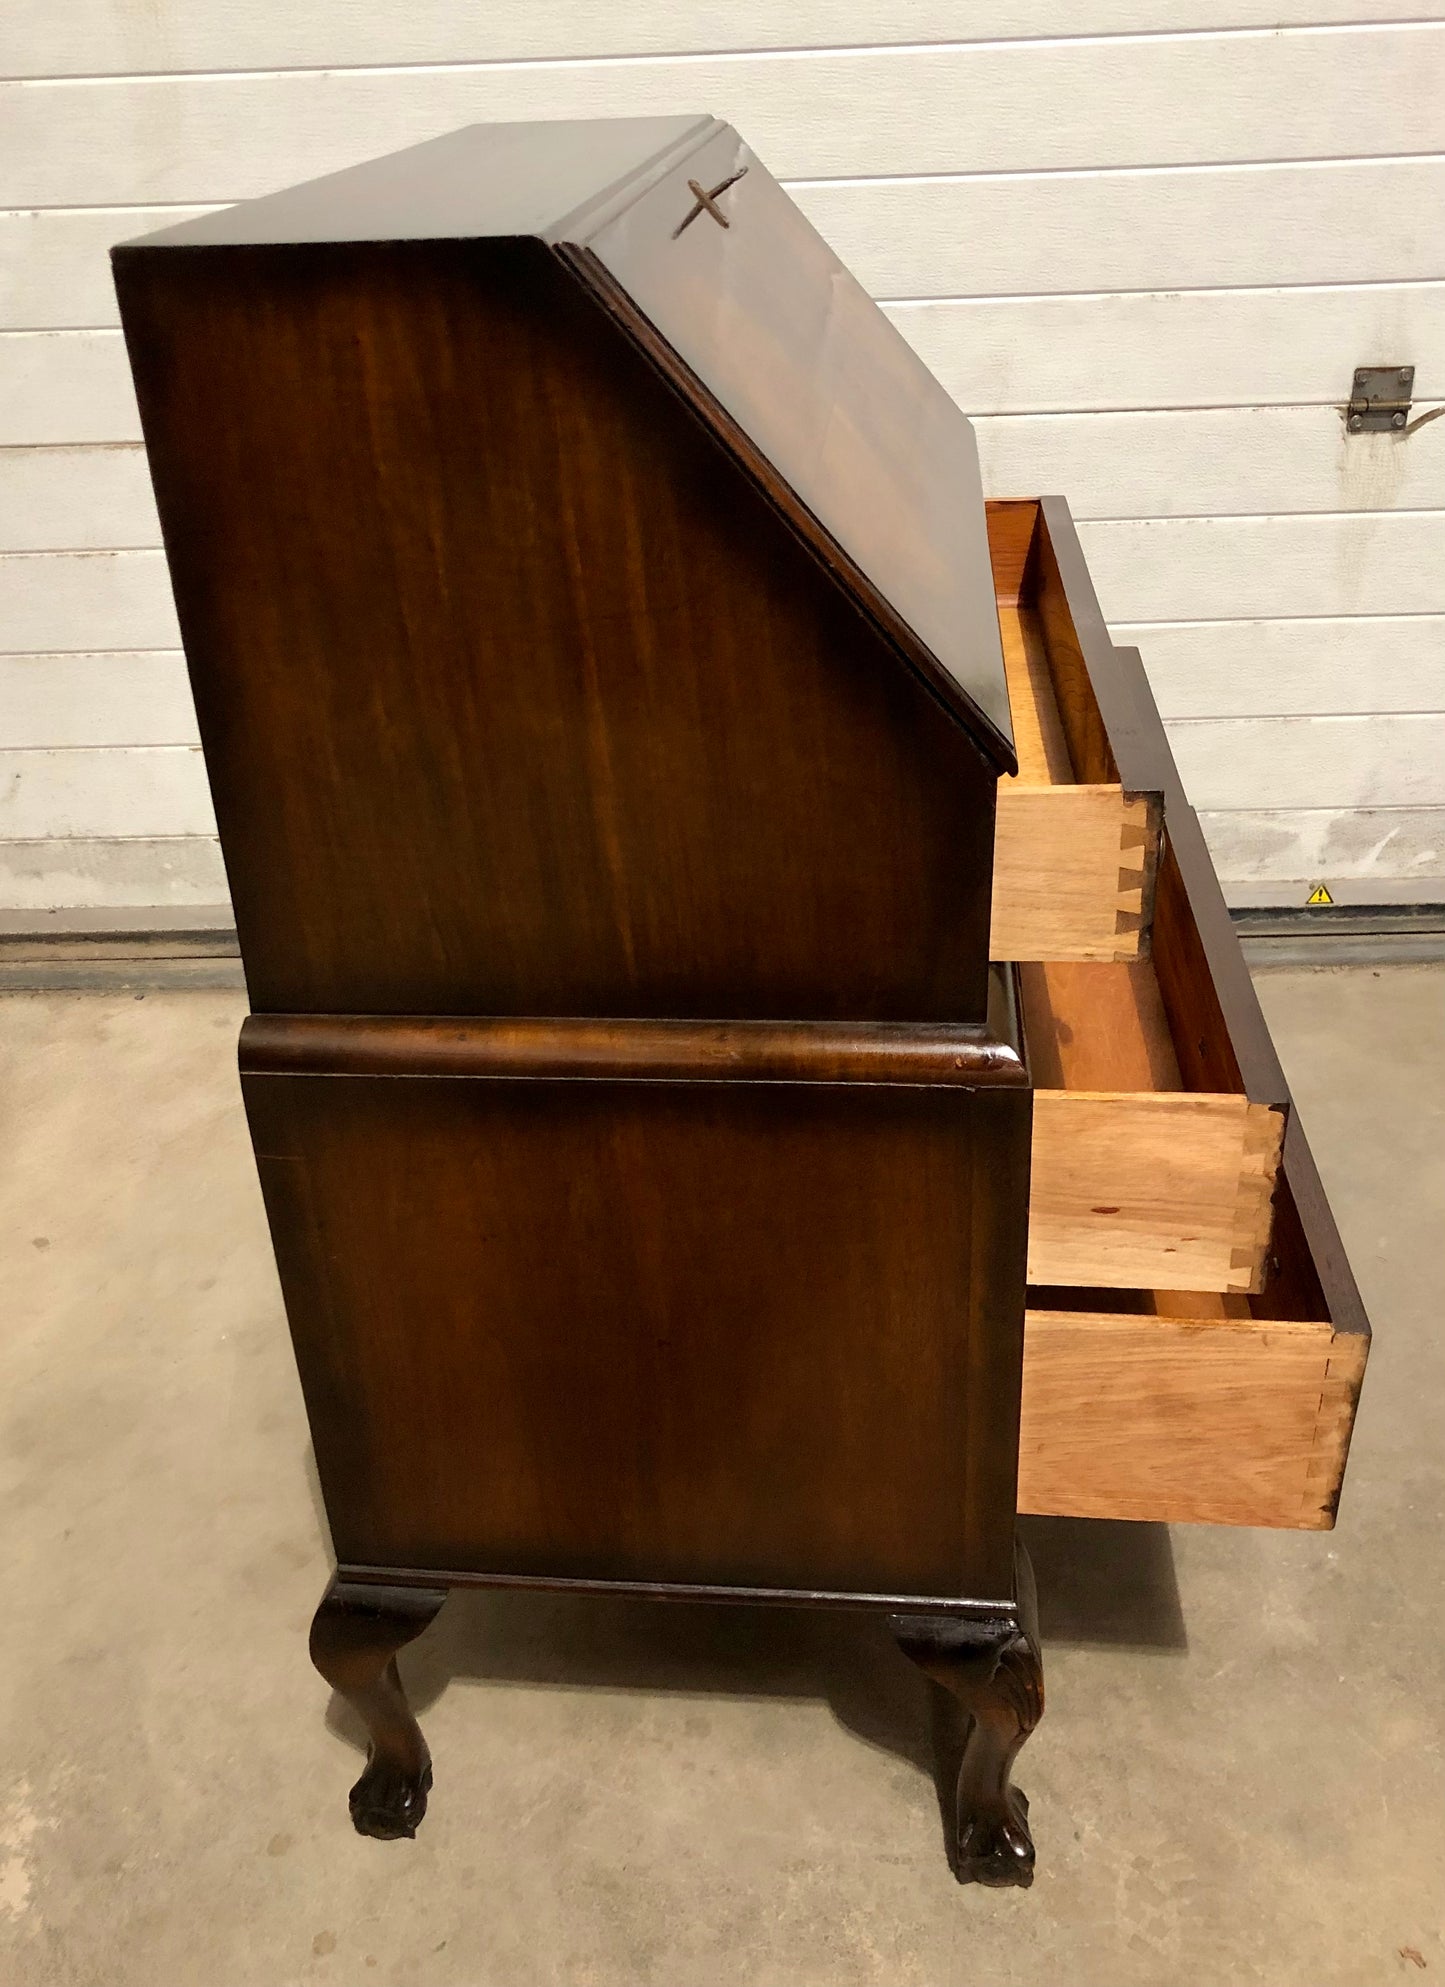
(113, 115, 1010, 1025)
(113, 98, 1372, 1863)
(250, 994, 1034, 1849)
(241, 986, 1031, 1604)
(309, 1582, 447, 1840)
(893, 1542, 1044, 1887)
(116, 117, 1041, 1871)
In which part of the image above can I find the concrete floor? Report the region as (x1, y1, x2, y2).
(1, 965, 1442, 1986)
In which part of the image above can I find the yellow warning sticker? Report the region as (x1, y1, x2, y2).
(1305, 883, 1334, 907)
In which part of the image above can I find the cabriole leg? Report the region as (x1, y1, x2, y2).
(892, 1543, 1044, 1886)
(309, 1579, 448, 1840)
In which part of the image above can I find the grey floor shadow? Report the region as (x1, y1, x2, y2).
(323, 1515, 1185, 1802)
(325, 1585, 935, 1781)
(1020, 1514, 1188, 1651)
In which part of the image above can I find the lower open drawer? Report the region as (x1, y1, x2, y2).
(1016, 991, 1365, 1530)
(1016, 1283, 1366, 1532)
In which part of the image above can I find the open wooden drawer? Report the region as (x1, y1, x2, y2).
(1017, 1131, 1368, 1531)
(988, 502, 1161, 963)
(995, 497, 1370, 1530)
(1023, 959, 1281, 1292)
(1003, 498, 1282, 1296)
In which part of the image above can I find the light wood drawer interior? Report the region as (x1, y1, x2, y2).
(987, 505, 1160, 964)
(1004, 532, 1284, 1294)
(994, 495, 1367, 1531)
(1023, 960, 1283, 1293)
(1019, 942, 1357, 1531)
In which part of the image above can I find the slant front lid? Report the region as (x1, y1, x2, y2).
(560, 121, 1013, 767)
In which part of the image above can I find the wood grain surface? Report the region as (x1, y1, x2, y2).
(1018, 1308, 1362, 1528)
(245, 1042, 1031, 1603)
(114, 224, 1003, 1020)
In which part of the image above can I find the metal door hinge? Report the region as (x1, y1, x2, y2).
(1347, 365, 1413, 432)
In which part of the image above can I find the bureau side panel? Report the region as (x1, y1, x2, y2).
(243, 1069, 1030, 1606)
(114, 236, 998, 1023)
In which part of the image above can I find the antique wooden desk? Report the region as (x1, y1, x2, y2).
(113, 117, 1368, 1887)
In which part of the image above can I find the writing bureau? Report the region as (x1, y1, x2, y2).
(113, 116, 1367, 1886)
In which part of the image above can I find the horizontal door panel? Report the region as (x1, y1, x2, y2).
(10, 0, 1441, 77)
(4, 28, 1443, 205)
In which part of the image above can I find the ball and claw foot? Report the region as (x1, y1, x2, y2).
(309, 1580, 448, 1842)
(954, 1784, 1035, 1888)
(893, 1543, 1044, 1888)
(349, 1754, 435, 1841)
